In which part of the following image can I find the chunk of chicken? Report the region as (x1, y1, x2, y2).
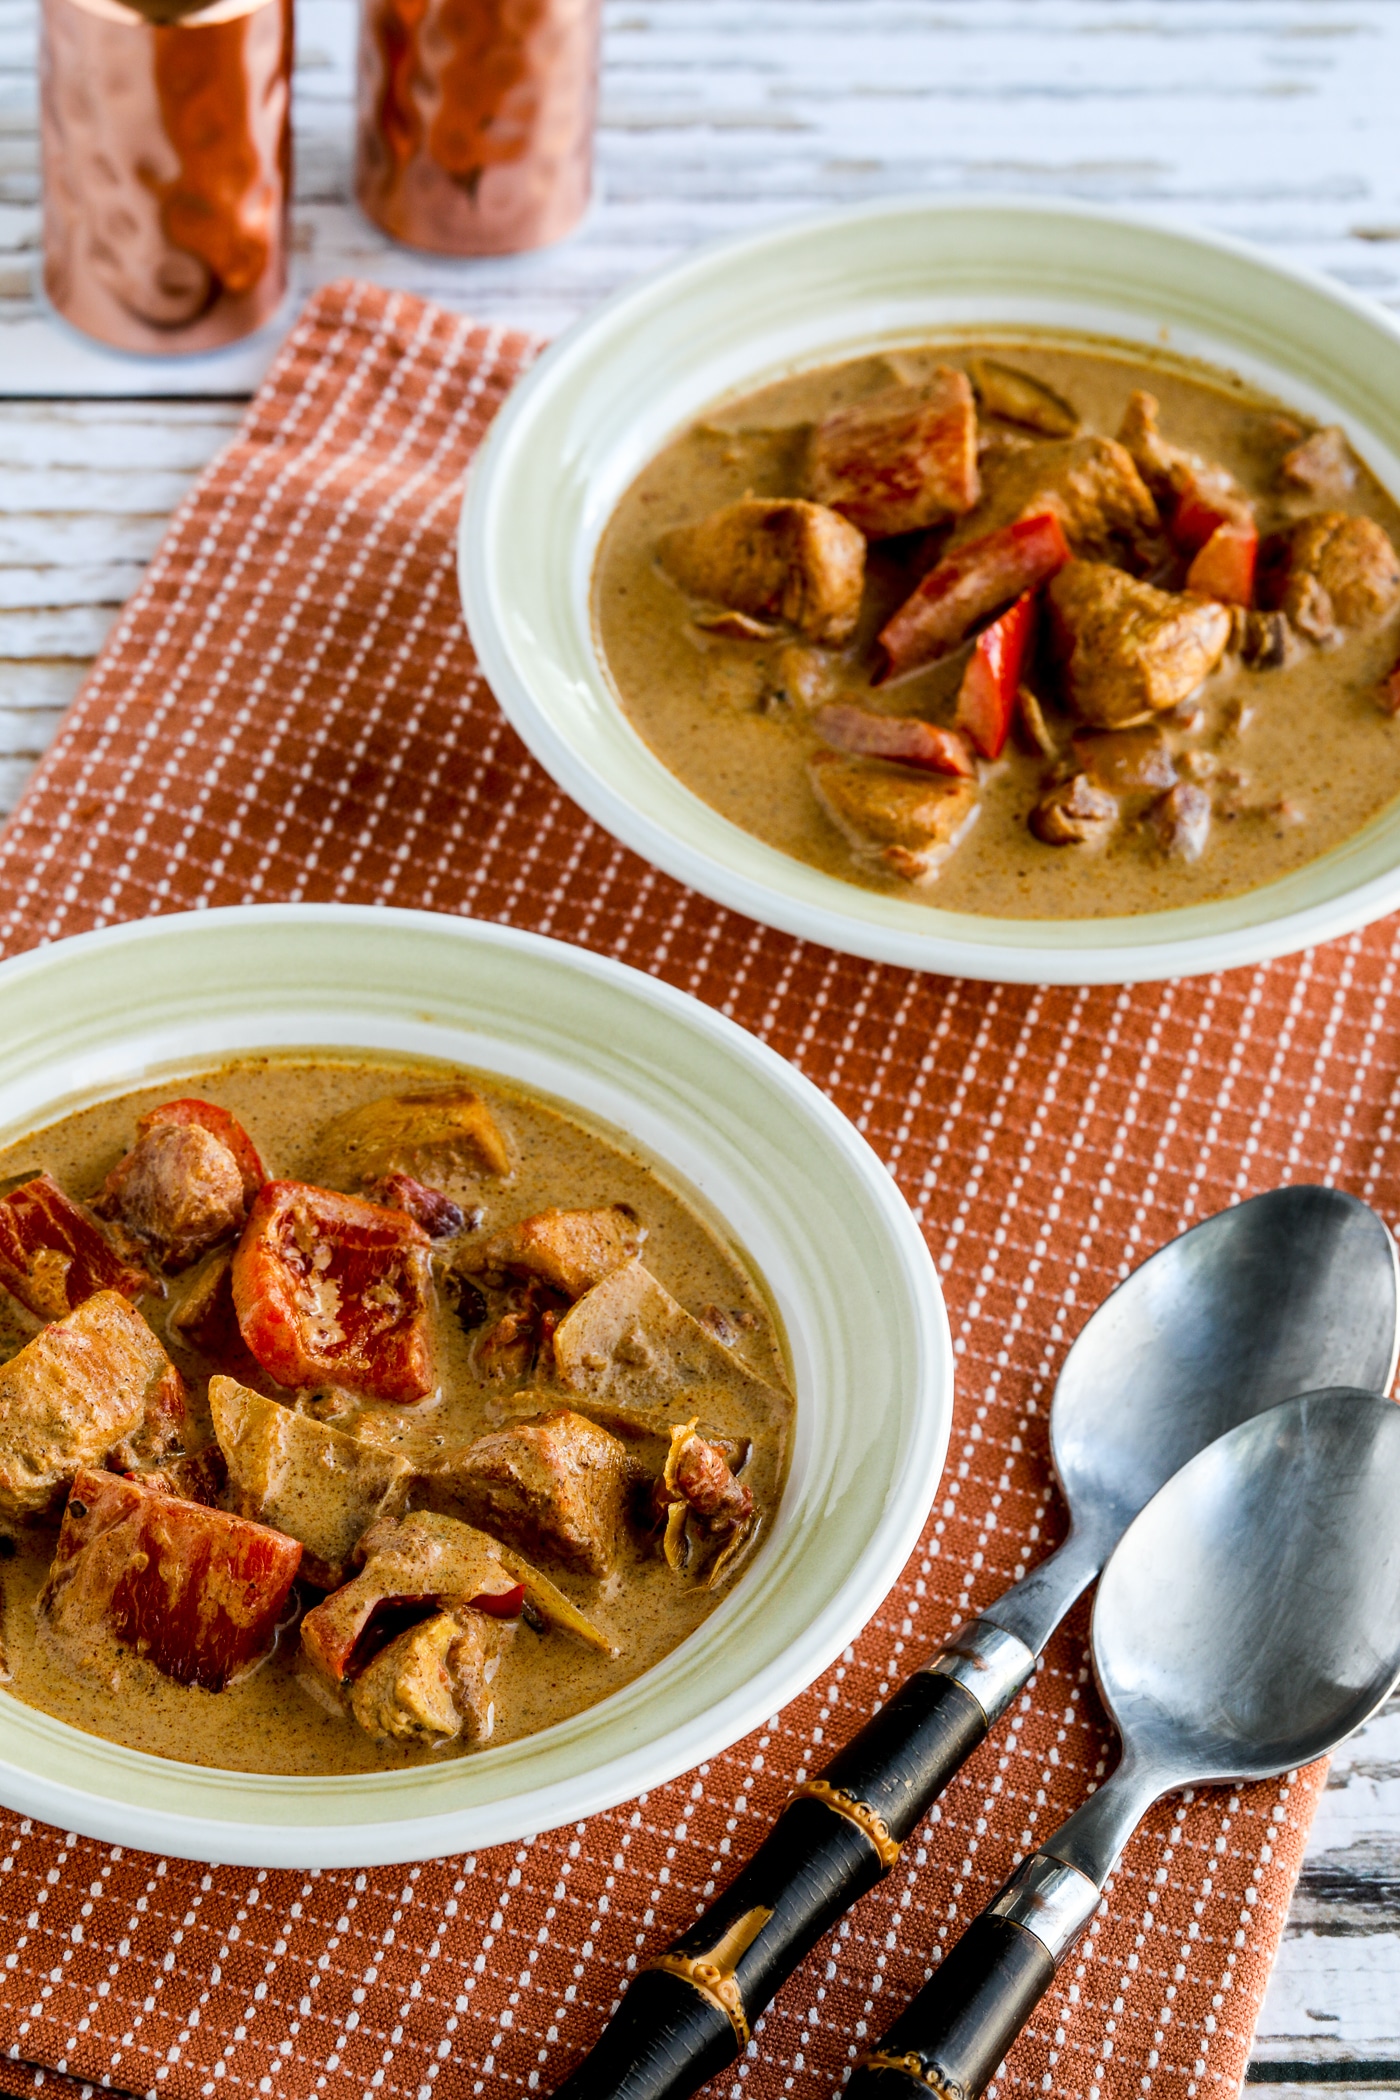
(0, 1291, 186, 1521)
(1116, 389, 1203, 507)
(657, 498, 866, 644)
(478, 1205, 645, 1301)
(1261, 512, 1400, 642)
(424, 1409, 633, 1579)
(962, 435, 1159, 561)
(1047, 561, 1232, 728)
(809, 752, 978, 884)
(209, 1375, 412, 1588)
(806, 370, 979, 537)
(1280, 426, 1355, 500)
(39, 1467, 301, 1692)
(347, 1610, 510, 1747)
(99, 1120, 247, 1270)
(312, 1087, 513, 1191)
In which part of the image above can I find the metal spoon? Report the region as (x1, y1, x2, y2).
(848, 1384, 1400, 2100)
(551, 1187, 1398, 2100)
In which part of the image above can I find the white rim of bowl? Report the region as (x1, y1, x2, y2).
(0, 905, 950, 1866)
(459, 193, 1400, 985)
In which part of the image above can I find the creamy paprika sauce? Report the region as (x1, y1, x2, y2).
(0, 1055, 792, 1775)
(593, 335, 1400, 918)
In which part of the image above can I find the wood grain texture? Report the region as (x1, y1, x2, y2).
(1, 0, 1399, 2083)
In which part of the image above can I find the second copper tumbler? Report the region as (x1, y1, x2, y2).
(356, 0, 602, 256)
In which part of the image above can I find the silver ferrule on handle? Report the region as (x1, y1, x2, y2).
(987, 1853, 1101, 1962)
(923, 1617, 1036, 1729)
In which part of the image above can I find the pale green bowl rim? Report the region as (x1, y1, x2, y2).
(460, 194, 1400, 984)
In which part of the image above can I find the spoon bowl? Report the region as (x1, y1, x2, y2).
(1095, 1384, 1400, 1786)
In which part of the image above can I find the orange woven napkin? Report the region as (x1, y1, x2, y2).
(0, 276, 1387, 2100)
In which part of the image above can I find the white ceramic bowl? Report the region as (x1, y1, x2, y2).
(460, 196, 1400, 985)
(0, 906, 949, 1866)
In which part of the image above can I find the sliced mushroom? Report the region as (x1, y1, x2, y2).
(969, 357, 1079, 438)
(1029, 773, 1118, 846)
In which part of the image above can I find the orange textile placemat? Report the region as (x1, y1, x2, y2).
(0, 275, 1391, 2100)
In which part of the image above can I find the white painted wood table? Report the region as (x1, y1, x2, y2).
(2, 0, 1400, 2088)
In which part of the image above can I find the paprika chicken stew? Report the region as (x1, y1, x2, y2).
(593, 336, 1400, 917)
(0, 1057, 792, 1774)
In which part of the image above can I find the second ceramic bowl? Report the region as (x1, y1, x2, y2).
(460, 195, 1400, 985)
(0, 906, 949, 1866)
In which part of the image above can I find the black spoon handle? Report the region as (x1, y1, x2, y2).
(552, 1619, 1035, 2100)
(845, 1852, 1102, 2100)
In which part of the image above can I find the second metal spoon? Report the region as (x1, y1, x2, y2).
(849, 1385, 1400, 2100)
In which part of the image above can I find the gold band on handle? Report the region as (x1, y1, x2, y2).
(644, 1905, 773, 2048)
(857, 2049, 955, 2095)
(790, 1778, 902, 1867)
(648, 1952, 751, 2047)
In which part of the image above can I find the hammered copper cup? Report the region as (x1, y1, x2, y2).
(355, 0, 601, 256)
(40, 0, 291, 354)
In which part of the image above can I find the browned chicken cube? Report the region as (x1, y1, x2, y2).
(962, 435, 1159, 561)
(428, 1409, 632, 1579)
(347, 1609, 510, 1747)
(312, 1086, 514, 1191)
(1047, 561, 1232, 728)
(1261, 512, 1400, 641)
(0, 1290, 187, 1521)
(1279, 427, 1356, 499)
(657, 497, 866, 644)
(806, 371, 979, 537)
(809, 752, 978, 884)
(1117, 389, 1206, 506)
(209, 1375, 412, 1588)
(479, 1205, 645, 1301)
(100, 1120, 247, 1271)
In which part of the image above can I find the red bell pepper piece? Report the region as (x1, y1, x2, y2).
(811, 704, 976, 779)
(877, 511, 1071, 679)
(1186, 519, 1257, 607)
(954, 589, 1038, 760)
(1170, 469, 1252, 558)
(44, 1467, 301, 1691)
(0, 1173, 148, 1319)
(139, 1099, 265, 1202)
(232, 1180, 434, 1403)
(463, 1579, 525, 1620)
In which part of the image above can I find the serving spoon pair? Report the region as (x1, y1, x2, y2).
(552, 1186, 1400, 2100)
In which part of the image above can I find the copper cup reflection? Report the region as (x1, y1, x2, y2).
(356, 0, 601, 256)
(40, 0, 291, 355)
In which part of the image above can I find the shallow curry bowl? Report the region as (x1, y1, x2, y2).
(0, 905, 949, 1867)
(459, 196, 1400, 985)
